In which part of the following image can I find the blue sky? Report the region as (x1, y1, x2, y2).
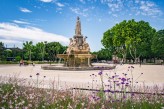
(0, 0, 164, 51)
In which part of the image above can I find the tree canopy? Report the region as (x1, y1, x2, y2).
(101, 19, 157, 63)
(0, 42, 5, 61)
(152, 30, 164, 59)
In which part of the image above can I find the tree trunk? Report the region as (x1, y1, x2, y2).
(122, 52, 126, 64)
(29, 50, 31, 61)
(42, 52, 44, 61)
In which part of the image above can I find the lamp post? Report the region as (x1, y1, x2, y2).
(22, 41, 24, 60)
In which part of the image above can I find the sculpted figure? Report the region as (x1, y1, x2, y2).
(69, 38, 73, 46)
(73, 38, 77, 46)
(66, 47, 70, 54)
(84, 43, 90, 51)
(83, 36, 87, 45)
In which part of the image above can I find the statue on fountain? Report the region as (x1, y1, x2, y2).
(66, 17, 90, 54)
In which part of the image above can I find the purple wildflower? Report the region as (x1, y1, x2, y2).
(36, 73, 39, 76)
(121, 78, 126, 82)
(92, 96, 96, 99)
(123, 96, 126, 99)
(121, 82, 125, 84)
(98, 71, 103, 75)
(111, 91, 114, 93)
(30, 75, 32, 78)
(131, 93, 135, 96)
(116, 100, 120, 102)
(96, 97, 100, 101)
(127, 78, 130, 80)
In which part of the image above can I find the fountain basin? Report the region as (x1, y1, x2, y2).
(41, 64, 116, 71)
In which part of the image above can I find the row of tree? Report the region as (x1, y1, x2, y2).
(0, 41, 67, 62)
(101, 19, 164, 63)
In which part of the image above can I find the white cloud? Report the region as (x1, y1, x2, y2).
(83, 8, 88, 12)
(79, 0, 85, 4)
(112, 14, 118, 17)
(106, 0, 123, 12)
(135, 0, 139, 4)
(139, 1, 162, 16)
(13, 20, 30, 25)
(56, 2, 64, 7)
(19, 8, 32, 13)
(70, 7, 88, 17)
(40, 0, 53, 3)
(101, 0, 162, 17)
(0, 23, 69, 45)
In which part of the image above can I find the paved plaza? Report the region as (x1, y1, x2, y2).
(0, 64, 163, 89)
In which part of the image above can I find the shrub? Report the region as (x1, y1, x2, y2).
(15, 56, 21, 62)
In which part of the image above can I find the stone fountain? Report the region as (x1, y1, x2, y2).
(42, 17, 115, 70)
(57, 17, 94, 68)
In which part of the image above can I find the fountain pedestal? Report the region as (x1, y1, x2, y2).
(57, 54, 94, 67)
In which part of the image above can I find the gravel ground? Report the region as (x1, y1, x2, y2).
(0, 64, 163, 89)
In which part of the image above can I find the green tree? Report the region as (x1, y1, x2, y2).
(102, 19, 156, 63)
(4, 49, 12, 58)
(125, 20, 155, 63)
(36, 41, 47, 61)
(102, 20, 129, 63)
(152, 30, 164, 60)
(45, 42, 66, 63)
(23, 41, 33, 61)
(15, 56, 21, 61)
(101, 30, 116, 54)
(92, 48, 112, 61)
(0, 42, 5, 61)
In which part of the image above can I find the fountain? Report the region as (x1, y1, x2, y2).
(42, 17, 115, 70)
(57, 17, 94, 68)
